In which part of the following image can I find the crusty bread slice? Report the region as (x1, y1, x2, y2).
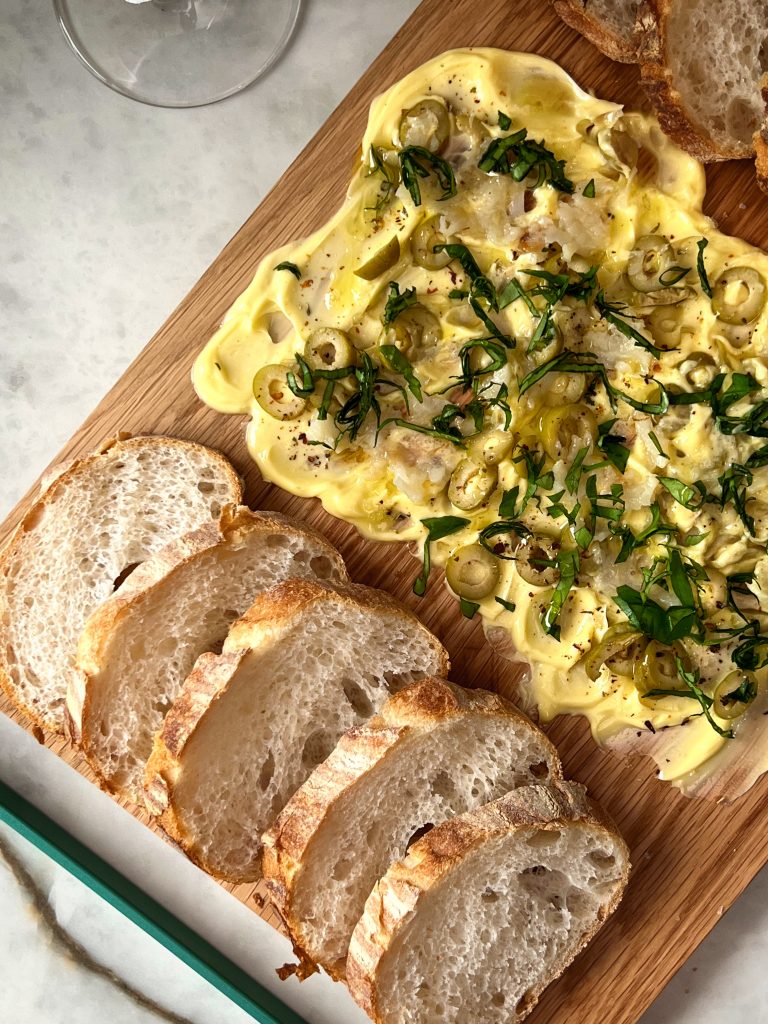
(144, 581, 449, 882)
(347, 781, 629, 1024)
(263, 677, 562, 980)
(551, 0, 640, 62)
(0, 434, 242, 734)
(69, 506, 347, 801)
(637, 0, 768, 161)
(755, 72, 768, 193)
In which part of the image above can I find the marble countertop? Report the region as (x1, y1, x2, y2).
(1, 2, 766, 1022)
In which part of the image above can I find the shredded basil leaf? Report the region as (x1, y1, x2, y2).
(276, 261, 301, 279)
(398, 146, 457, 207)
(382, 281, 418, 325)
(697, 238, 712, 298)
(413, 516, 470, 596)
(582, 178, 596, 198)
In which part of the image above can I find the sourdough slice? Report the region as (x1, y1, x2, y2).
(0, 434, 242, 734)
(262, 677, 562, 980)
(347, 781, 629, 1024)
(69, 506, 347, 801)
(755, 73, 768, 193)
(637, 0, 768, 161)
(144, 581, 449, 882)
(551, 0, 640, 62)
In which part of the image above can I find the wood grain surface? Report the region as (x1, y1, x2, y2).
(3, 2, 768, 1022)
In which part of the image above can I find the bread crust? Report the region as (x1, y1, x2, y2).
(755, 73, 768, 194)
(69, 506, 348, 796)
(551, 0, 639, 63)
(0, 434, 243, 734)
(347, 781, 630, 1024)
(143, 580, 449, 878)
(262, 677, 562, 979)
(637, 0, 755, 161)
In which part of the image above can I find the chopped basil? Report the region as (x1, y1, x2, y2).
(497, 110, 512, 131)
(379, 344, 422, 402)
(398, 146, 457, 207)
(582, 178, 596, 198)
(697, 238, 712, 297)
(478, 129, 574, 193)
(460, 597, 480, 618)
(595, 291, 664, 357)
(542, 550, 580, 639)
(382, 281, 418, 325)
(495, 596, 517, 612)
(413, 516, 470, 596)
(597, 419, 630, 473)
(648, 430, 668, 458)
(276, 261, 301, 279)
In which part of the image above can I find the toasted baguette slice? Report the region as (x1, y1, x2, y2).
(0, 434, 242, 734)
(145, 580, 449, 882)
(263, 677, 562, 980)
(69, 506, 347, 801)
(347, 781, 629, 1024)
(638, 0, 767, 161)
(551, 0, 640, 62)
(755, 73, 768, 193)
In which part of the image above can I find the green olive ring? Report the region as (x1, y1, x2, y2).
(304, 328, 355, 371)
(627, 234, 676, 293)
(713, 670, 758, 720)
(712, 266, 766, 326)
(411, 215, 453, 270)
(448, 458, 497, 511)
(398, 98, 451, 153)
(515, 534, 559, 586)
(583, 624, 643, 681)
(253, 364, 306, 420)
(635, 640, 691, 706)
(445, 543, 500, 600)
(468, 429, 514, 467)
(384, 304, 441, 355)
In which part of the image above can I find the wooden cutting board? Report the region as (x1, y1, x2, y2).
(3, 2, 768, 1021)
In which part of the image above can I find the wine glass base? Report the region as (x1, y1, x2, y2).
(54, 0, 302, 108)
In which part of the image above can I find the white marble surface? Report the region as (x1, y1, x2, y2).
(0, 2, 766, 1022)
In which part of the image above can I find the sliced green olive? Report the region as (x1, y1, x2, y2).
(648, 303, 686, 349)
(627, 235, 676, 293)
(545, 371, 585, 404)
(635, 640, 689, 706)
(678, 350, 719, 388)
(304, 328, 354, 371)
(411, 215, 452, 270)
(399, 98, 450, 153)
(445, 543, 500, 600)
(584, 624, 643, 681)
(253, 365, 306, 420)
(712, 267, 766, 325)
(354, 235, 400, 280)
(515, 535, 558, 586)
(468, 429, 514, 467)
(538, 405, 598, 461)
(384, 304, 441, 356)
(448, 458, 497, 511)
(713, 670, 758, 720)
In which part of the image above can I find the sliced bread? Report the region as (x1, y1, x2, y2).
(637, 0, 768, 160)
(144, 581, 449, 882)
(262, 677, 562, 980)
(347, 781, 629, 1024)
(0, 434, 242, 733)
(551, 0, 640, 62)
(69, 506, 347, 801)
(755, 73, 768, 193)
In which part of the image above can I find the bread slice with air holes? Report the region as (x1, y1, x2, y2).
(637, 0, 768, 161)
(550, 0, 640, 62)
(347, 781, 629, 1024)
(754, 73, 768, 193)
(68, 505, 347, 802)
(0, 434, 242, 735)
(262, 676, 562, 981)
(144, 580, 449, 882)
